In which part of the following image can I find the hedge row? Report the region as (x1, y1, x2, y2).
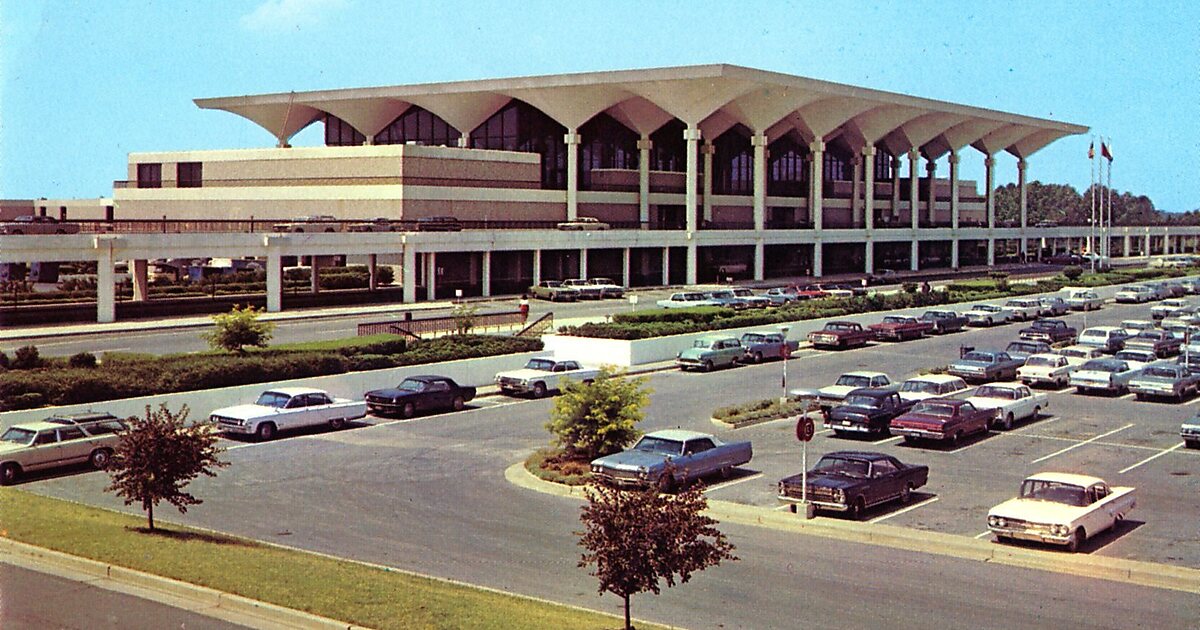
(0, 335, 541, 411)
(712, 398, 817, 429)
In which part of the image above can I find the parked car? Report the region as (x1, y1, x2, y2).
(1017, 353, 1077, 389)
(949, 350, 1024, 382)
(965, 382, 1049, 430)
(964, 304, 1013, 326)
(1157, 281, 1186, 298)
(676, 336, 743, 372)
(0, 413, 126, 485)
(590, 430, 753, 491)
(209, 388, 368, 441)
(1114, 285, 1156, 303)
(494, 357, 600, 398)
(790, 371, 894, 409)
(826, 388, 915, 437)
(0, 215, 81, 235)
(272, 215, 341, 232)
(1114, 348, 1159, 366)
(764, 287, 800, 305)
(1128, 364, 1200, 401)
(556, 217, 610, 231)
(897, 374, 970, 404)
(561, 278, 604, 299)
(1064, 289, 1103, 311)
(1004, 340, 1053, 364)
(869, 315, 933, 341)
(529, 280, 579, 302)
(1004, 297, 1044, 321)
(987, 472, 1136, 552)
(347, 217, 395, 232)
(364, 375, 476, 418)
(813, 284, 855, 298)
(1151, 298, 1192, 320)
(1180, 278, 1200, 294)
(889, 399, 994, 445)
(704, 290, 751, 310)
(739, 331, 799, 363)
(586, 277, 625, 299)
(919, 310, 968, 334)
(1125, 330, 1183, 357)
(415, 216, 463, 231)
(777, 451, 929, 519)
(807, 321, 874, 349)
(1070, 358, 1143, 395)
(1182, 414, 1200, 448)
(1077, 326, 1129, 353)
(728, 287, 771, 308)
(1019, 319, 1077, 345)
(657, 291, 718, 309)
(1038, 296, 1070, 317)
(1056, 344, 1107, 368)
(1120, 319, 1157, 337)
(795, 284, 830, 300)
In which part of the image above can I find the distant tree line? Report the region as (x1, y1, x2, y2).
(994, 181, 1199, 226)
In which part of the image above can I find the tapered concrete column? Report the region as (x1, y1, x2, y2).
(948, 151, 960, 230)
(266, 249, 283, 312)
(367, 254, 378, 291)
(457, 136, 471, 149)
(1144, 234, 1151, 256)
(1123, 235, 1131, 257)
(863, 146, 876, 231)
(685, 242, 697, 285)
(987, 239, 995, 266)
(131, 259, 149, 302)
(579, 248, 589, 279)
(850, 154, 863, 227)
(481, 251, 491, 297)
(662, 247, 671, 285)
(813, 241, 823, 277)
(925, 159, 937, 224)
(908, 150, 920, 230)
(910, 240, 919, 271)
(752, 133, 767, 230)
(702, 142, 715, 223)
(310, 255, 321, 294)
(622, 248, 631, 288)
(532, 249, 542, 285)
(94, 236, 117, 323)
(754, 240, 765, 281)
(864, 239, 874, 274)
(425, 251, 437, 301)
(809, 141, 825, 230)
(890, 156, 902, 223)
(565, 130, 580, 221)
(983, 155, 995, 230)
(684, 125, 701, 233)
(951, 239, 960, 269)
(1166, 232, 1173, 254)
(402, 245, 417, 304)
(638, 137, 652, 228)
(1018, 158, 1029, 234)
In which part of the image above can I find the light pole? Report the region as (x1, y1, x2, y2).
(779, 324, 792, 404)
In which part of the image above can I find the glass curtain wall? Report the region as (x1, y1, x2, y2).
(471, 100, 568, 189)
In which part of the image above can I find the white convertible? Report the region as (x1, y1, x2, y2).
(964, 382, 1048, 430)
(988, 472, 1136, 552)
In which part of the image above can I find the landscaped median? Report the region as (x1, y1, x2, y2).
(0, 488, 668, 630)
(710, 398, 820, 429)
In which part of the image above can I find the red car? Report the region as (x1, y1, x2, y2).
(869, 315, 934, 341)
(808, 321, 875, 349)
(889, 398, 993, 445)
(795, 284, 830, 300)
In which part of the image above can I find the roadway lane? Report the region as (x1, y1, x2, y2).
(17, 296, 1200, 629)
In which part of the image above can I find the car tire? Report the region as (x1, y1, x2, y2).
(900, 483, 913, 504)
(850, 497, 867, 520)
(0, 463, 19, 486)
(657, 474, 676, 493)
(951, 431, 963, 446)
(329, 417, 346, 430)
(1032, 406, 1041, 420)
(986, 318, 993, 326)
(256, 422, 277, 442)
(1066, 528, 1085, 553)
(703, 360, 714, 372)
(1003, 412, 1015, 431)
(532, 382, 547, 399)
(753, 352, 763, 364)
(89, 448, 113, 470)
(452, 395, 465, 411)
(401, 402, 417, 418)
(719, 465, 733, 480)
(902, 436, 917, 445)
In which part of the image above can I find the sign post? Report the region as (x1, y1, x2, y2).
(779, 324, 792, 405)
(794, 414, 816, 519)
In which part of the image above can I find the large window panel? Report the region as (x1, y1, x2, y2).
(471, 100, 567, 189)
(579, 113, 638, 189)
(376, 106, 461, 146)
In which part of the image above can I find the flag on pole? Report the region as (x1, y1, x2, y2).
(1088, 141, 1095, 160)
(1101, 141, 1113, 161)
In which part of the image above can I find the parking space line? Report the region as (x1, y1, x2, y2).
(974, 531, 993, 540)
(1119, 442, 1187, 474)
(868, 497, 939, 524)
(1184, 396, 1200, 406)
(1030, 423, 1136, 464)
(875, 436, 903, 445)
(1118, 393, 1137, 400)
(704, 472, 764, 493)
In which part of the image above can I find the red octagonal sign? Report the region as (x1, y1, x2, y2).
(795, 416, 815, 442)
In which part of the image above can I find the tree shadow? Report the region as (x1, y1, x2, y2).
(124, 526, 252, 546)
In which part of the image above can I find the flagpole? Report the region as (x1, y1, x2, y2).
(1106, 137, 1113, 260)
(1089, 136, 1096, 272)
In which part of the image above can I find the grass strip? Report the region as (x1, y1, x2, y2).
(0, 488, 651, 630)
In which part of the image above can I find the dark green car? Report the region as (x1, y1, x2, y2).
(675, 336, 743, 372)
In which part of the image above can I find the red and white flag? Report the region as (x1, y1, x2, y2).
(1101, 142, 1113, 161)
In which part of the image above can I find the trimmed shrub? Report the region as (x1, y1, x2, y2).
(11, 345, 42, 370)
(1062, 265, 1083, 280)
(901, 282, 918, 294)
(2, 392, 45, 411)
(0, 350, 8, 369)
(68, 352, 98, 368)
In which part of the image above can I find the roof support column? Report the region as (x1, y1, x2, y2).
(402, 244, 417, 304)
(425, 251, 437, 302)
(863, 146, 876, 232)
(925, 158, 937, 225)
(702, 142, 715, 223)
(481, 251, 491, 297)
(910, 240, 919, 271)
(131, 259, 149, 302)
(1123, 234, 1131, 257)
(987, 239, 995, 266)
(908, 150, 920, 231)
(565, 130, 581, 221)
(579, 248, 589, 279)
(310, 255, 321, 294)
(754, 240, 765, 281)
(752, 133, 768, 231)
(94, 236, 117, 323)
(984, 155, 997, 231)
(1144, 233, 1151, 256)
(638, 137, 652, 229)
(661, 247, 670, 285)
(685, 242, 697, 285)
(684, 125, 701, 234)
(890, 156, 902, 224)
(622, 247, 631, 288)
(809, 141, 824, 231)
(532, 249, 542, 286)
(1018, 157, 1029, 237)
(951, 239, 959, 269)
(948, 151, 960, 230)
(864, 238, 874, 275)
(367, 254, 378, 292)
(813, 241, 823, 278)
(266, 247, 283, 312)
(850, 153, 863, 227)
(457, 135, 471, 149)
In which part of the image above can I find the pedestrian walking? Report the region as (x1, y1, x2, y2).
(518, 294, 530, 322)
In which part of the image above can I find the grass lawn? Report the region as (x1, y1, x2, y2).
(0, 489, 654, 630)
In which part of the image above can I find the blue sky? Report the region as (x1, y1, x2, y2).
(2, 1, 1196, 211)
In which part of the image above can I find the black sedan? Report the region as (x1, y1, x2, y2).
(365, 375, 476, 418)
(778, 451, 929, 519)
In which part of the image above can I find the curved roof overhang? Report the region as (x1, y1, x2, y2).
(195, 64, 1086, 157)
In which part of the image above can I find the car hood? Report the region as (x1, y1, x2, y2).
(678, 348, 718, 359)
(209, 403, 278, 420)
(988, 498, 1086, 523)
(964, 396, 1008, 411)
(952, 360, 993, 369)
(497, 368, 552, 380)
(779, 472, 864, 490)
(592, 449, 670, 470)
(365, 388, 419, 399)
(817, 385, 857, 398)
(0, 442, 30, 455)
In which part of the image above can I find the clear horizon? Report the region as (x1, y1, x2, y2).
(1, 1, 1195, 211)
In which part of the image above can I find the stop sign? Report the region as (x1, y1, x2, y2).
(795, 416, 815, 442)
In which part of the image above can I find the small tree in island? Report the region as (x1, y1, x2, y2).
(104, 404, 227, 531)
(202, 304, 276, 353)
(578, 481, 737, 630)
(545, 366, 651, 463)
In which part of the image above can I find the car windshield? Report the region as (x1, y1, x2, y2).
(0, 427, 35, 445)
(1142, 366, 1180, 379)
(1136, 332, 1163, 340)
(1031, 321, 1056, 330)
(1025, 356, 1060, 368)
(844, 395, 881, 408)
(962, 352, 994, 362)
(882, 316, 908, 324)
(834, 375, 871, 387)
(975, 386, 1016, 400)
(1081, 360, 1120, 373)
(973, 305, 999, 312)
(811, 456, 870, 478)
(255, 391, 291, 408)
(1007, 343, 1040, 354)
(1020, 479, 1089, 506)
(525, 359, 557, 371)
(742, 334, 766, 343)
(397, 379, 425, 392)
(921, 311, 945, 319)
(912, 402, 955, 417)
(693, 339, 718, 348)
(710, 291, 734, 299)
(900, 381, 938, 394)
(1115, 351, 1152, 362)
(828, 323, 856, 331)
(634, 437, 683, 455)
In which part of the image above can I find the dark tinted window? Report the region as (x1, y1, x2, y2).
(376, 106, 461, 147)
(177, 162, 202, 188)
(137, 163, 162, 188)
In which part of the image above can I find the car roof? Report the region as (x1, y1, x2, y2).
(843, 371, 887, 377)
(696, 335, 737, 342)
(1082, 326, 1122, 332)
(404, 375, 451, 382)
(263, 387, 329, 396)
(6, 421, 73, 432)
(646, 429, 715, 441)
(827, 320, 860, 325)
(44, 411, 119, 423)
(822, 451, 895, 462)
(905, 374, 964, 384)
(1027, 472, 1106, 487)
(974, 381, 1024, 389)
(845, 387, 894, 398)
(1026, 353, 1066, 361)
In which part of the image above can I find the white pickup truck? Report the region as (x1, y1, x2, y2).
(209, 387, 368, 441)
(987, 472, 1136, 552)
(494, 357, 601, 398)
(964, 381, 1049, 430)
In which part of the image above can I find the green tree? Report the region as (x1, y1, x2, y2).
(202, 304, 275, 353)
(578, 482, 736, 630)
(104, 404, 227, 531)
(450, 303, 478, 335)
(546, 366, 650, 460)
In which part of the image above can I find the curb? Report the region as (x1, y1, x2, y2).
(0, 537, 365, 629)
(506, 462, 1200, 595)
